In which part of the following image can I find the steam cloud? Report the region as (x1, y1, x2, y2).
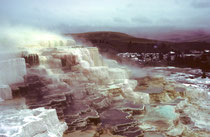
(0, 25, 67, 48)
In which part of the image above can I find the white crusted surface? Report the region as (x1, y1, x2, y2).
(0, 107, 67, 137)
(0, 58, 26, 85)
(0, 85, 12, 101)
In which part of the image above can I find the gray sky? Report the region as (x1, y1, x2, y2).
(0, 0, 210, 38)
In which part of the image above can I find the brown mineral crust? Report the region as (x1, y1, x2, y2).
(63, 126, 124, 137)
(135, 76, 189, 104)
(120, 102, 145, 115)
(100, 109, 133, 126)
(144, 132, 166, 137)
(146, 120, 170, 130)
(10, 74, 72, 120)
(99, 109, 143, 137)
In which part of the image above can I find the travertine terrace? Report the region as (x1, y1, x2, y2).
(0, 36, 209, 137)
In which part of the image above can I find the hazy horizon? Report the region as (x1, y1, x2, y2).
(1, 0, 210, 40)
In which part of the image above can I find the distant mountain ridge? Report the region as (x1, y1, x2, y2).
(66, 31, 210, 53)
(164, 34, 210, 43)
(70, 31, 158, 42)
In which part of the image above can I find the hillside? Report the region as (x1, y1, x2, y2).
(164, 34, 210, 43)
(66, 31, 210, 53)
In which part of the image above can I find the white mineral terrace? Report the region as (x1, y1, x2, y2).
(0, 100, 67, 137)
(0, 37, 210, 137)
(0, 38, 139, 136)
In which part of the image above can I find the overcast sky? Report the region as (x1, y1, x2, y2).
(0, 0, 210, 38)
